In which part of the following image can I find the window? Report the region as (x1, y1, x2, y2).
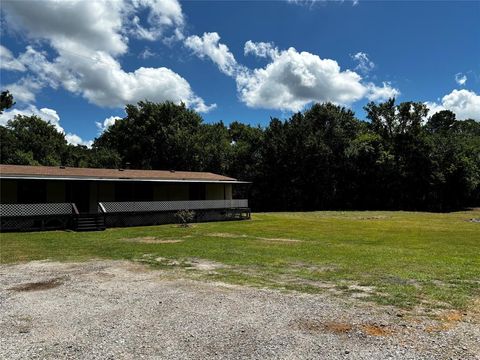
(134, 183, 153, 201)
(18, 180, 47, 203)
(115, 183, 133, 201)
(189, 183, 206, 200)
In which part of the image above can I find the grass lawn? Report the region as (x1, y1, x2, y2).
(1, 210, 479, 310)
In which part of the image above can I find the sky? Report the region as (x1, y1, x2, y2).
(0, 0, 479, 147)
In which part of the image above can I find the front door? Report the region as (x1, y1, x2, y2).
(68, 182, 90, 213)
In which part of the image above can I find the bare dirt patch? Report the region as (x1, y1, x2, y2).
(186, 259, 226, 271)
(426, 310, 466, 333)
(8, 277, 63, 292)
(151, 256, 226, 271)
(441, 310, 464, 322)
(467, 218, 480, 223)
(357, 216, 388, 220)
(295, 319, 389, 337)
(349, 284, 375, 293)
(324, 322, 353, 334)
(121, 236, 183, 244)
(361, 324, 393, 336)
(257, 237, 302, 243)
(208, 232, 247, 238)
(154, 257, 182, 266)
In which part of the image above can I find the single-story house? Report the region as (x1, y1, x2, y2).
(0, 164, 250, 231)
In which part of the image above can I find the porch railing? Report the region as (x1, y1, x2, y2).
(99, 199, 249, 213)
(0, 199, 249, 217)
(0, 203, 75, 217)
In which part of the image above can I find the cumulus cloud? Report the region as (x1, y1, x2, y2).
(455, 73, 467, 86)
(64, 133, 94, 147)
(3, 78, 43, 103)
(128, 0, 185, 41)
(426, 89, 480, 120)
(366, 82, 400, 101)
(0, 105, 92, 146)
(0, 105, 62, 130)
(2, 0, 127, 56)
(244, 41, 278, 59)
(96, 116, 122, 133)
(351, 52, 375, 74)
(1, 0, 213, 112)
(185, 32, 240, 77)
(0, 45, 26, 71)
(186, 32, 399, 111)
(238, 48, 368, 111)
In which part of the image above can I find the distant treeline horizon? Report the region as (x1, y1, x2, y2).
(1, 92, 479, 212)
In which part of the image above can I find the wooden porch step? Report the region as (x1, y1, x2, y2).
(74, 214, 106, 232)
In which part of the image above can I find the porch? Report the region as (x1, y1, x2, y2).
(0, 165, 251, 232)
(0, 199, 250, 231)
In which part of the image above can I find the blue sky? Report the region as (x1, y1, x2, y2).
(0, 0, 479, 146)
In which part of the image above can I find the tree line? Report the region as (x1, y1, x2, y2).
(1, 91, 479, 212)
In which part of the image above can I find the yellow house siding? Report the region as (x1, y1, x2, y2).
(153, 183, 168, 200)
(225, 184, 232, 200)
(46, 181, 65, 203)
(98, 182, 115, 202)
(168, 183, 189, 200)
(206, 184, 225, 200)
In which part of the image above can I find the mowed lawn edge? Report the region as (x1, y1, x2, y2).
(1, 210, 479, 310)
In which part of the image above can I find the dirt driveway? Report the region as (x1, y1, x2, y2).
(0, 260, 478, 359)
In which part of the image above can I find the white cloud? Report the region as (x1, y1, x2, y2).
(55, 50, 215, 111)
(139, 47, 156, 59)
(0, 105, 93, 147)
(455, 73, 467, 86)
(286, 0, 324, 7)
(0, 45, 26, 71)
(128, 0, 185, 41)
(185, 32, 240, 77)
(96, 116, 122, 133)
(64, 133, 94, 148)
(186, 32, 399, 111)
(244, 41, 278, 59)
(0, 105, 62, 130)
(424, 101, 445, 117)
(2, 0, 213, 112)
(366, 82, 400, 101)
(426, 89, 480, 120)
(287, 0, 359, 7)
(2, 0, 128, 56)
(351, 52, 374, 74)
(237, 48, 367, 111)
(3, 78, 42, 103)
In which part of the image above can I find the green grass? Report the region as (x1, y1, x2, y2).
(1, 210, 479, 310)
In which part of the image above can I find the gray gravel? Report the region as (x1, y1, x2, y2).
(0, 260, 478, 359)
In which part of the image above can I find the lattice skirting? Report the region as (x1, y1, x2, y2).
(105, 208, 250, 228)
(1, 209, 251, 231)
(0, 215, 72, 232)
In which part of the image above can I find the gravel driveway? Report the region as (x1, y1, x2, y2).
(0, 260, 478, 359)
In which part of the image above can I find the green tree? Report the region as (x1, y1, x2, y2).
(1, 115, 68, 166)
(195, 122, 231, 174)
(0, 90, 15, 114)
(94, 101, 203, 170)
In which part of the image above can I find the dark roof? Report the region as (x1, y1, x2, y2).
(0, 164, 240, 183)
